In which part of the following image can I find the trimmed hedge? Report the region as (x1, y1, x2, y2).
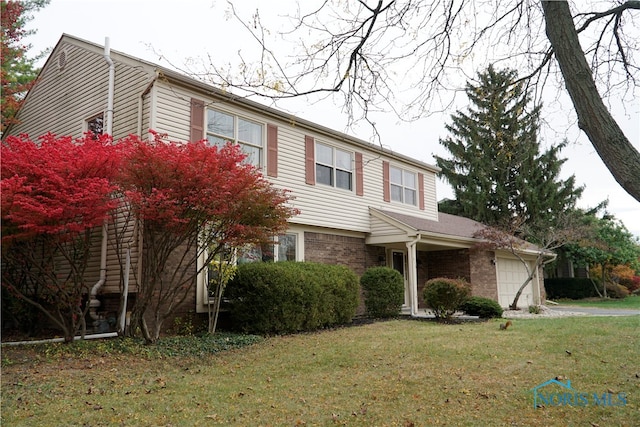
(459, 296, 503, 318)
(544, 278, 601, 299)
(423, 277, 471, 320)
(360, 267, 404, 318)
(224, 261, 359, 334)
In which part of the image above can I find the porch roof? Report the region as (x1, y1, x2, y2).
(375, 209, 486, 239)
(369, 208, 543, 255)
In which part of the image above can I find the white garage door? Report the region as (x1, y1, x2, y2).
(497, 257, 534, 308)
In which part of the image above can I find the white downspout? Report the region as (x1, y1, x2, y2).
(405, 234, 422, 317)
(89, 38, 115, 325)
(104, 37, 114, 136)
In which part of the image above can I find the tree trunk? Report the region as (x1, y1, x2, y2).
(510, 276, 534, 310)
(542, 1, 640, 202)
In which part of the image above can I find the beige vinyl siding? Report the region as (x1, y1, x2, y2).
(9, 40, 152, 141)
(370, 214, 406, 237)
(153, 83, 192, 140)
(149, 81, 439, 234)
(10, 42, 108, 137)
(6, 37, 152, 296)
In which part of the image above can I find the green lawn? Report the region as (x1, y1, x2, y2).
(554, 295, 640, 310)
(2, 317, 639, 426)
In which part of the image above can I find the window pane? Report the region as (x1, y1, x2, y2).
(238, 118, 262, 146)
(277, 234, 297, 261)
(390, 166, 402, 184)
(403, 171, 416, 189)
(237, 246, 262, 264)
(391, 184, 403, 202)
(405, 188, 417, 205)
(336, 169, 352, 190)
(207, 110, 234, 138)
(87, 114, 104, 139)
(316, 142, 333, 165)
(316, 164, 333, 186)
(240, 143, 262, 167)
(336, 149, 352, 171)
(207, 134, 228, 147)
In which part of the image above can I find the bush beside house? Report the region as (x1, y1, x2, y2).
(224, 262, 359, 334)
(423, 277, 471, 320)
(360, 267, 404, 318)
(459, 296, 504, 318)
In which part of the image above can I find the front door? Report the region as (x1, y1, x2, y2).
(391, 250, 409, 307)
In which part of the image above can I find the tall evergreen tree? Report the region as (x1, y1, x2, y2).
(436, 65, 583, 238)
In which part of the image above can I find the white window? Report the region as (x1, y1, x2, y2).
(237, 233, 298, 264)
(196, 232, 300, 312)
(390, 166, 417, 205)
(316, 142, 353, 190)
(206, 109, 263, 167)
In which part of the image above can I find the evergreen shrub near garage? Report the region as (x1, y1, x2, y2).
(459, 296, 504, 318)
(544, 278, 600, 299)
(224, 261, 359, 334)
(360, 267, 404, 318)
(423, 277, 471, 320)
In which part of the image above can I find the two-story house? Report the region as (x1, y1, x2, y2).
(5, 35, 546, 328)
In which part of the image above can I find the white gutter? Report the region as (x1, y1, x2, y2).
(89, 37, 116, 324)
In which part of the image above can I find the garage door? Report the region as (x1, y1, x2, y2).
(497, 257, 534, 308)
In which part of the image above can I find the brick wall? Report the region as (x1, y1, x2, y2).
(304, 232, 369, 275)
(305, 232, 386, 315)
(469, 249, 498, 300)
(422, 248, 500, 304)
(426, 249, 472, 281)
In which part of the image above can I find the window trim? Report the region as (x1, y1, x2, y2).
(314, 141, 354, 191)
(388, 165, 418, 206)
(206, 108, 265, 167)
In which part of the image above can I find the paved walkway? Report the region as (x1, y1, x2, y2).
(502, 304, 640, 319)
(548, 305, 640, 317)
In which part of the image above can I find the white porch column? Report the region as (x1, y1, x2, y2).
(406, 234, 421, 316)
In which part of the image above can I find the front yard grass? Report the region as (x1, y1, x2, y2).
(2, 316, 638, 426)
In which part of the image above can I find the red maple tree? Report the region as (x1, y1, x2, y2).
(117, 132, 297, 343)
(1, 133, 125, 342)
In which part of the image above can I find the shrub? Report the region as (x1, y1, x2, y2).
(423, 277, 471, 320)
(224, 262, 359, 334)
(528, 305, 542, 314)
(459, 296, 503, 318)
(606, 283, 630, 299)
(360, 267, 404, 318)
(544, 278, 601, 299)
(619, 276, 640, 293)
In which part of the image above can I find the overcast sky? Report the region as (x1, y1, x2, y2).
(23, 0, 640, 237)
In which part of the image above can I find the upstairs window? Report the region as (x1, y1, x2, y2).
(315, 142, 353, 190)
(86, 113, 104, 139)
(390, 166, 417, 205)
(207, 109, 263, 167)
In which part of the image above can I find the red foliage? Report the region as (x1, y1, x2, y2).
(118, 132, 296, 245)
(1, 133, 125, 241)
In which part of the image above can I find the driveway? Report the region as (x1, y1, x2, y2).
(550, 305, 640, 317)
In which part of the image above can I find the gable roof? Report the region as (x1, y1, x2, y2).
(370, 208, 546, 254)
(376, 209, 486, 239)
(29, 34, 440, 174)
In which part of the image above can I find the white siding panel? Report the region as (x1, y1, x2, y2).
(149, 74, 441, 234)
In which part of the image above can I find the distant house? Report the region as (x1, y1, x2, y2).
(5, 35, 548, 328)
